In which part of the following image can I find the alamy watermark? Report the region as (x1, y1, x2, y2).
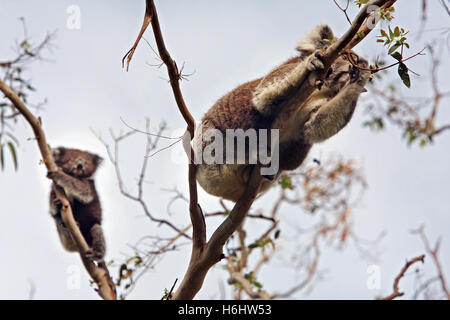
(66, 5, 81, 30)
(176, 127, 280, 176)
(66, 264, 81, 290)
(366, 264, 381, 290)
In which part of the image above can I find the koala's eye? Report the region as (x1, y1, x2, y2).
(77, 163, 84, 170)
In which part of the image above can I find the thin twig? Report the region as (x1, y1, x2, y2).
(381, 255, 425, 300)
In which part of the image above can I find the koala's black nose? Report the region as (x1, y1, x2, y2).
(326, 67, 333, 79)
(77, 163, 83, 170)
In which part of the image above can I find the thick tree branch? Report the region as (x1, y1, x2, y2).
(0, 79, 116, 300)
(346, 0, 397, 49)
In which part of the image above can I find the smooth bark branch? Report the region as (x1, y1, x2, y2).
(123, 0, 207, 299)
(123, 0, 195, 138)
(0, 79, 116, 300)
(123, 0, 205, 249)
(173, 168, 263, 300)
(123, 0, 396, 300)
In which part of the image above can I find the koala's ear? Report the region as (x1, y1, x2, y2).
(94, 155, 104, 166)
(51, 147, 66, 161)
(296, 24, 334, 56)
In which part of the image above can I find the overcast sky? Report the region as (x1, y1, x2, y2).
(0, 0, 449, 299)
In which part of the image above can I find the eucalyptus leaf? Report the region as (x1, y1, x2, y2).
(8, 142, 18, 171)
(398, 62, 411, 88)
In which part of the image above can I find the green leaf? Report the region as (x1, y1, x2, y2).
(391, 51, 403, 61)
(420, 138, 428, 147)
(388, 26, 394, 39)
(388, 43, 401, 55)
(279, 175, 294, 190)
(274, 229, 281, 239)
(398, 62, 411, 88)
(0, 146, 4, 170)
(248, 243, 258, 249)
(404, 127, 417, 145)
(20, 40, 30, 49)
(8, 142, 18, 171)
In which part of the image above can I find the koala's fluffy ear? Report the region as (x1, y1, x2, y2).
(94, 154, 104, 166)
(296, 24, 334, 56)
(51, 147, 66, 161)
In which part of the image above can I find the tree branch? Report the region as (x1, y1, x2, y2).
(381, 255, 425, 300)
(324, 0, 397, 71)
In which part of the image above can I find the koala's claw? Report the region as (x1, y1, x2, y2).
(307, 50, 325, 72)
(263, 173, 277, 181)
(52, 198, 63, 210)
(85, 249, 104, 262)
(47, 169, 63, 180)
(47, 170, 57, 179)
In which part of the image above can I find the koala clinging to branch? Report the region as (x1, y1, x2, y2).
(194, 25, 369, 202)
(47, 147, 106, 262)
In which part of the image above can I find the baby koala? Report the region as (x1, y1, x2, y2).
(47, 147, 105, 262)
(194, 24, 369, 202)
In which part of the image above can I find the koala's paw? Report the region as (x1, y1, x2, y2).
(85, 249, 104, 262)
(52, 198, 63, 211)
(307, 50, 325, 72)
(47, 169, 63, 180)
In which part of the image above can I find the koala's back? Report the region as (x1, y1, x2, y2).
(201, 57, 303, 133)
(202, 79, 270, 133)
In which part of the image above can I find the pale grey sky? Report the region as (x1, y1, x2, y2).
(0, 0, 449, 299)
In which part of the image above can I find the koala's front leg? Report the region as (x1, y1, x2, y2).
(85, 224, 106, 262)
(304, 68, 369, 143)
(47, 169, 95, 204)
(253, 50, 325, 117)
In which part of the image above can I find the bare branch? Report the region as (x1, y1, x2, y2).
(413, 226, 450, 299)
(333, 0, 352, 25)
(381, 255, 425, 300)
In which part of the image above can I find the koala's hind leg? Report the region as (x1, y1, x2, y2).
(253, 51, 325, 117)
(48, 170, 95, 204)
(85, 224, 106, 262)
(303, 71, 369, 143)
